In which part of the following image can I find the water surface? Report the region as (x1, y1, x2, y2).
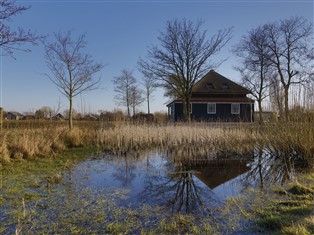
(0, 149, 298, 234)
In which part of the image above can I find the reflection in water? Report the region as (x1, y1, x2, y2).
(139, 154, 251, 214)
(245, 146, 302, 189)
(192, 160, 250, 189)
(1, 147, 310, 234)
(112, 156, 137, 187)
(140, 164, 207, 214)
(57, 148, 304, 214)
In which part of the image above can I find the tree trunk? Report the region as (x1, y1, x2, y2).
(69, 96, 73, 130)
(68, 66, 73, 130)
(258, 100, 263, 124)
(284, 86, 289, 121)
(147, 95, 150, 114)
(132, 104, 135, 116)
(183, 96, 191, 123)
(127, 105, 130, 117)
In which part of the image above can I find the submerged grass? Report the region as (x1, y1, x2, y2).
(225, 172, 314, 234)
(0, 152, 236, 234)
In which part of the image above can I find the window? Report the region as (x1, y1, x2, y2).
(222, 83, 230, 89)
(190, 103, 192, 114)
(207, 103, 216, 114)
(168, 106, 172, 116)
(207, 83, 215, 90)
(231, 103, 240, 114)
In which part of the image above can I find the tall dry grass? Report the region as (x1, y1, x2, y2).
(257, 122, 314, 168)
(96, 123, 257, 156)
(0, 127, 95, 162)
(1, 122, 313, 168)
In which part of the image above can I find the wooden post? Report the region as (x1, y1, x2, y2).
(0, 107, 2, 131)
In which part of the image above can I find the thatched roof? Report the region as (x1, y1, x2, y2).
(192, 70, 251, 94)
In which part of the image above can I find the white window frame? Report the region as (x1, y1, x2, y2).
(231, 103, 240, 114)
(207, 103, 216, 114)
(168, 106, 172, 116)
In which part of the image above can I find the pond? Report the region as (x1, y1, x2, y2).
(0, 149, 299, 234)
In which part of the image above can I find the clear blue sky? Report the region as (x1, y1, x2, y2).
(1, 0, 313, 114)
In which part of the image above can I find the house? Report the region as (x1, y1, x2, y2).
(51, 113, 64, 120)
(5, 112, 24, 120)
(24, 112, 35, 120)
(167, 70, 254, 122)
(82, 114, 98, 121)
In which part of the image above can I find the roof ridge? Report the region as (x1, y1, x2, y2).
(192, 70, 251, 94)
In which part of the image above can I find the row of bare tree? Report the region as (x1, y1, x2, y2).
(233, 16, 313, 122)
(1, 1, 313, 128)
(112, 69, 156, 117)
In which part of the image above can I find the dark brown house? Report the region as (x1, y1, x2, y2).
(167, 70, 254, 122)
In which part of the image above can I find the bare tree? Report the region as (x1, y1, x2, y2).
(0, 0, 42, 57)
(0, 0, 42, 130)
(130, 86, 144, 116)
(44, 31, 103, 129)
(138, 19, 232, 122)
(140, 73, 157, 114)
(233, 26, 273, 123)
(113, 69, 137, 117)
(264, 16, 313, 121)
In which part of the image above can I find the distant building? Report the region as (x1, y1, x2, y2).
(5, 112, 24, 120)
(82, 115, 98, 121)
(51, 113, 64, 120)
(24, 112, 35, 120)
(167, 70, 254, 122)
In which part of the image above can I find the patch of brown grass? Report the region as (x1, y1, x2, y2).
(0, 127, 96, 162)
(1, 122, 313, 167)
(96, 123, 257, 156)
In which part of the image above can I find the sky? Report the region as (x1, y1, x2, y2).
(1, 0, 313, 115)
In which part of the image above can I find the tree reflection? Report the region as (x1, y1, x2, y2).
(140, 163, 208, 214)
(244, 145, 304, 189)
(112, 155, 137, 187)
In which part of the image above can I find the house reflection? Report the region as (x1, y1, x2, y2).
(192, 159, 251, 189)
(140, 156, 251, 214)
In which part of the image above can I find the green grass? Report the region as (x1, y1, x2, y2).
(228, 173, 314, 235)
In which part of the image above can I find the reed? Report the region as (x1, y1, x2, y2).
(257, 122, 314, 168)
(0, 127, 95, 162)
(1, 122, 313, 168)
(96, 123, 257, 157)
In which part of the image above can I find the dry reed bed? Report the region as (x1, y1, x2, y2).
(1, 122, 313, 166)
(258, 122, 314, 167)
(96, 124, 257, 156)
(0, 127, 95, 162)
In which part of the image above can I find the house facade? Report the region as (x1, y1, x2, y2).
(167, 70, 254, 122)
(5, 112, 25, 120)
